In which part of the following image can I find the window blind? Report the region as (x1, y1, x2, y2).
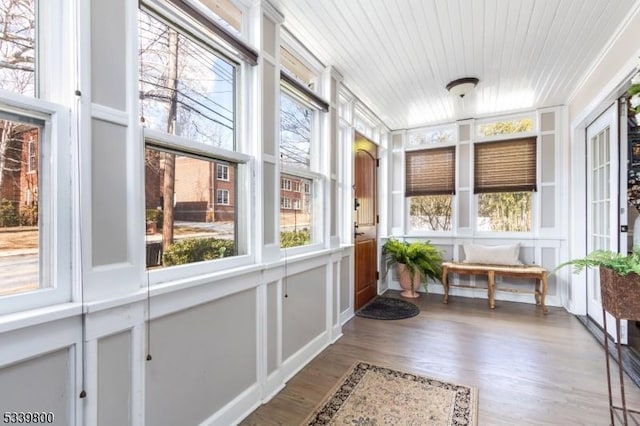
(474, 137, 537, 194)
(405, 146, 456, 196)
(280, 71, 329, 112)
(165, 0, 259, 65)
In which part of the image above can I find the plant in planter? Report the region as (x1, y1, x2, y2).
(555, 249, 640, 276)
(555, 249, 640, 318)
(382, 238, 443, 298)
(555, 249, 640, 425)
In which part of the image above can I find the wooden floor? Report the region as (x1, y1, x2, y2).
(241, 292, 640, 425)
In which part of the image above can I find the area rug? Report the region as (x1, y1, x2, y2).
(355, 296, 420, 320)
(305, 362, 478, 425)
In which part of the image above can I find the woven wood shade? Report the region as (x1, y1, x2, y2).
(474, 137, 537, 194)
(405, 147, 455, 196)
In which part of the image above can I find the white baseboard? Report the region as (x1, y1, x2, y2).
(199, 383, 261, 426)
(340, 308, 354, 325)
(281, 331, 331, 384)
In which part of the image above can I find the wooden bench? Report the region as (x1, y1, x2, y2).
(441, 261, 548, 314)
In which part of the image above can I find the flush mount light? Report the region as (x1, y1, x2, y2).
(446, 77, 479, 98)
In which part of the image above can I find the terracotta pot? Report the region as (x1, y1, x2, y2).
(397, 263, 421, 298)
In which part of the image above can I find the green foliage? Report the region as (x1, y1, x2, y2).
(382, 238, 443, 292)
(162, 237, 235, 266)
(554, 249, 640, 276)
(280, 228, 311, 248)
(477, 192, 531, 232)
(19, 204, 38, 226)
(146, 209, 163, 229)
(0, 199, 19, 227)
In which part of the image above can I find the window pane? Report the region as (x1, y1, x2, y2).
(0, 0, 36, 97)
(408, 128, 454, 146)
(139, 10, 235, 150)
(478, 118, 533, 137)
(145, 146, 238, 268)
(477, 192, 532, 232)
(280, 93, 311, 170)
(199, 0, 243, 35)
(409, 195, 452, 232)
(280, 174, 313, 248)
(0, 118, 40, 296)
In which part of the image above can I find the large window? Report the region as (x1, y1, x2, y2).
(279, 92, 317, 248)
(140, 6, 249, 272)
(405, 147, 455, 232)
(278, 42, 329, 249)
(0, 0, 72, 314)
(474, 138, 536, 232)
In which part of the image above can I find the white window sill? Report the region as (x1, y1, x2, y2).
(0, 302, 82, 334)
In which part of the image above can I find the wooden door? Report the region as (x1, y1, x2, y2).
(354, 135, 378, 310)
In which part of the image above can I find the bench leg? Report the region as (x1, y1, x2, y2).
(488, 271, 495, 309)
(441, 266, 449, 304)
(540, 273, 548, 314)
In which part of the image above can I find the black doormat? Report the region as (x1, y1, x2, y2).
(355, 297, 420, 320)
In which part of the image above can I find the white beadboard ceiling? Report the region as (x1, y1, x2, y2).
(270, 0, 640, 130)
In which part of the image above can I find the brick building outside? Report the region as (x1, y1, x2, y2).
(0, 125, 39, 227)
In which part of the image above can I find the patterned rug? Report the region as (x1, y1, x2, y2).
(355, 297, 420, 320)
(305, 362, 478, 425)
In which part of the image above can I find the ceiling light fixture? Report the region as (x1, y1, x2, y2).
(446, 77, 479, 98)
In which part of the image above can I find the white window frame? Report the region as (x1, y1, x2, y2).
(143, 129, 251, 283)
(138, 0, 256, 283)
(281, 197, 291, 209)
(406, 194, 456, 235)
(216, 164, 229, 181)
(292, 199, 300, 210)
(292, 180, 301, 192)
(278, 97, 324, 252)
(404, 140, 458, 237)
(27, 138, 36, 173)
(216, 189, 229, 205)
(0, 91, 73, 315)
(281, 178, 291, 190)
(472, 134, 538, 237)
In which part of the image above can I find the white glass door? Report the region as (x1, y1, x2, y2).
(586, 102, 626, 343)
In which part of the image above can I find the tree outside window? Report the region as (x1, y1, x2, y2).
(477, 192, 532, 232)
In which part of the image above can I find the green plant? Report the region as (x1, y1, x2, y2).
(146, 208, 163, 229)
(162, 237, 235, 266)
(0, 198, 19, 227)
(382, 238, 443, 293)
(280, 228, 310, 248)
(554, 249, 640, 276)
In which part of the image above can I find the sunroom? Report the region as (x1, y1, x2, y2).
(1, 0, 640, 424)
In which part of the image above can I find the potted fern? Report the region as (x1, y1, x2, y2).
(555, 250, 640, 318)
(382, 239, 443, 298)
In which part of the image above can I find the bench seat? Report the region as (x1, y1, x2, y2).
(441, 261, 548, 314)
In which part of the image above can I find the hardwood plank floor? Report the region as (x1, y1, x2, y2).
(241, 291, 640, 425)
